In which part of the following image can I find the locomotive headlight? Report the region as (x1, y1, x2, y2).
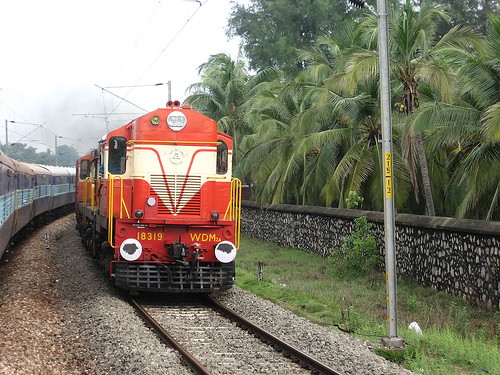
(147, 197, 156, 206)
(214, 241, 237, 263)
(167, 111, 187, 131)
(120, 238, 143, 261)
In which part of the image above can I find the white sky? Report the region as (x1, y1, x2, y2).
(0, 0, 243, 155)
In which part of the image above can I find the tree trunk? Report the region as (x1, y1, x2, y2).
(415, 132, 435, 216)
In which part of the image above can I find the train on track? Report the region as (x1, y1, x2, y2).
(0, 151, 76, 259)
(75, 101, 241, 294)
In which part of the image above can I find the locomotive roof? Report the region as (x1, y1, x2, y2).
(105, 105, 226, 142)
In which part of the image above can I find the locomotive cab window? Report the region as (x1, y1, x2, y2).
(80, 159, 90, 179)
(216, 140, 228, 175)
(108, 136, 127, 175)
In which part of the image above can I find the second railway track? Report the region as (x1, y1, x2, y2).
(130, 295, 343, 375)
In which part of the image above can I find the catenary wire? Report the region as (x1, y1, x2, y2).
(104, 0, 209, 123)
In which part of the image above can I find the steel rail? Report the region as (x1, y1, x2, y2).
(129, 297, 212, 375)
(208, 298, 344, 375)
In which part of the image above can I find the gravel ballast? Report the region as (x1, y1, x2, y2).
(0, 214, 415, 374)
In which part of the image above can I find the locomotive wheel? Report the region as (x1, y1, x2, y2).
(81, 224, 91, 243)
(92, 234, 104, 260)
(100, 241, 113, 276)
(87, 237, 94, 254)
(103, 253, 113, 277)
(84, 228, 93, 251)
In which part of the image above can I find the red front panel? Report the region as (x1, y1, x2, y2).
(114, 219, 235, 263)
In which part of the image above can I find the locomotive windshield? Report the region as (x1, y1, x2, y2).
(216, 140, 228, 175)
(80, 159, 90, 179)
(108, 136, 127, 174)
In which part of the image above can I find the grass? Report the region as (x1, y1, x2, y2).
(235, 234, 500, 375)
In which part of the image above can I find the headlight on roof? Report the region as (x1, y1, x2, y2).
(167, 111, 187, 131)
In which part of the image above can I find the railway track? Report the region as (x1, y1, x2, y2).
(130, 295, 344, 375)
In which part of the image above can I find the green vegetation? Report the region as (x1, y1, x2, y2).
(345, 191, 364, 209)
(226, 0, 353, 77)
(0, 142, 79, 167)
(329, 215, 381, 276)
(226, 0, 499, 77)
(188, 1, 500, 220)
(236, 234, 500, 374)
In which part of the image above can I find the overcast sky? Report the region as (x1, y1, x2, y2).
(0, 0, 243, 155)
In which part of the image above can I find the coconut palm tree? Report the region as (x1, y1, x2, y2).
(186, 53, 248, 123)
(186, 53, 281, 166)
(338, 0, 483, 215)
(238, 18, 413, 209)
(238, 79, 353, 206)
(410, 14, 500, 219)
(278, 20, 416, 211)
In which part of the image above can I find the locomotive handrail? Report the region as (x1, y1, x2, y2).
(83, 177, 95, 206)
(97, 177, 102, 208)
(82, 177, 95, 224)
(107, 175, 115, 248)
(107, 175, 131, 248)
(90, 183, 96, 210)
(224, 178, 242, 250)
(82, 177, 89, 207)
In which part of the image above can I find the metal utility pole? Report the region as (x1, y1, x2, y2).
(4, 119, 15, 157)
(348, 0, 404, 348)
(5, 119, 8, 157)
(55, 135, 58, 166)
(377, 0, 403, 348)
(55, 135, 63, 166)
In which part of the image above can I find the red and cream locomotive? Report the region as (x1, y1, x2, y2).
(76, 101, 241, 294)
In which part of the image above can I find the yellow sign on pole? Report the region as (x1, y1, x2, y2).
(385, 152, 393, 199)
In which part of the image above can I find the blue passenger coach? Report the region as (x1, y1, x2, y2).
(0, 150, 75, 258)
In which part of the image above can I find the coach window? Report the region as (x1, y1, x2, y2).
(108, 136, 127, 175)
(80, 159, 90, 179)
(216, 139, 228, 175)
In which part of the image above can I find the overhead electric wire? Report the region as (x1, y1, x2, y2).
(1, 124, 51, 149)
(73, 113, 143, 117)
(103, 83, 168, 89)
(0, 99, 33, 124)
(135, 0, 163, 47)
(101, 89, 111, 132)
(13, 123, 45, 145)
(139, 0, 206, 80)
(96, 85, 147, 112)
(1, 93, 93, 154)
(0, 109, 82, 152)
(104, 0, 209, 121)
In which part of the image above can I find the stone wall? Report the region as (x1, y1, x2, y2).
(241, 201, 500, 309)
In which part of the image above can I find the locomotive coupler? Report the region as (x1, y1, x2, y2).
(167, 237, 190, 266)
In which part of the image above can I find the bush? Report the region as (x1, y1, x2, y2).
(329, 216, 381, 276)
(346, 190, 364, 209)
